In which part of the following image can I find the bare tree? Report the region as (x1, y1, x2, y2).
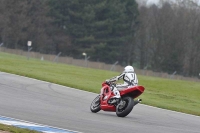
(136, 0, 200, 76)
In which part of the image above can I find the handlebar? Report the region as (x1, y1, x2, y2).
(105, 81, 116, 86)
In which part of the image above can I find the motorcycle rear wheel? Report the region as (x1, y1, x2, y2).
(90, 95, 101, 113)
(116, 96, 134, 117)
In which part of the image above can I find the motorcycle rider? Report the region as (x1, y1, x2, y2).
(106, 65, 138, 102)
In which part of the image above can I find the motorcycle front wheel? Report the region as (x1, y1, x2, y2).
(90, 95, 101, 113)
(116, 96, 134, 117)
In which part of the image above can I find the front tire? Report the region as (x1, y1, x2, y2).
(90, 95, 101, 113)
(116, 96, 134, 117)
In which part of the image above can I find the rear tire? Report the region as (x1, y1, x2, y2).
(116, 96, 134, 117)
(90, 95, 101, 113)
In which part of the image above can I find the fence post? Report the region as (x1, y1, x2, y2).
(110, 61, 118, 71)
(53, 52, 62, 63)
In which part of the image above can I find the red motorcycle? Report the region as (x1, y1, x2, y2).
(90, 81, 145, 117)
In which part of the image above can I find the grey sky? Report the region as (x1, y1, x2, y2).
(136, 0, 200, 6)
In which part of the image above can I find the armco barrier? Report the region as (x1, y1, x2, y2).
(0, 47, 199, 82)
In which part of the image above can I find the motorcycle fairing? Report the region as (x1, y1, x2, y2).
(119, 86, 145, 99)
(100, 82, 145, 112)
(100, 84, 116, 111)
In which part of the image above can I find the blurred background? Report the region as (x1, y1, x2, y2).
(0, 0, 200, 80)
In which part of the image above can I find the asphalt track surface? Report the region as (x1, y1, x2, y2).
(0, 72, 199, 133)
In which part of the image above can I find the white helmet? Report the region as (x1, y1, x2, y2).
(124, 65, 134, 72)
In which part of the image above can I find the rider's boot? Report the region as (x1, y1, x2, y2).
(110, 87, 121, 104)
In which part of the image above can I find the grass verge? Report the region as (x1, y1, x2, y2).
(0, 123, 41, 133)
(0, 52, 200, 117)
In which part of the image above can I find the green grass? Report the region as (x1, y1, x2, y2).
(0, 52, 200, 117)
(0, 123, 41, 133)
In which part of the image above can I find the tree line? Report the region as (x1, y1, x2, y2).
(0, 0, 199, 77)
(137, 0, 200, 77)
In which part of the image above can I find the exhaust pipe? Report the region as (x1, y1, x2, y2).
(138, 99, 142, 102)
(134, 99, 142, 106)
